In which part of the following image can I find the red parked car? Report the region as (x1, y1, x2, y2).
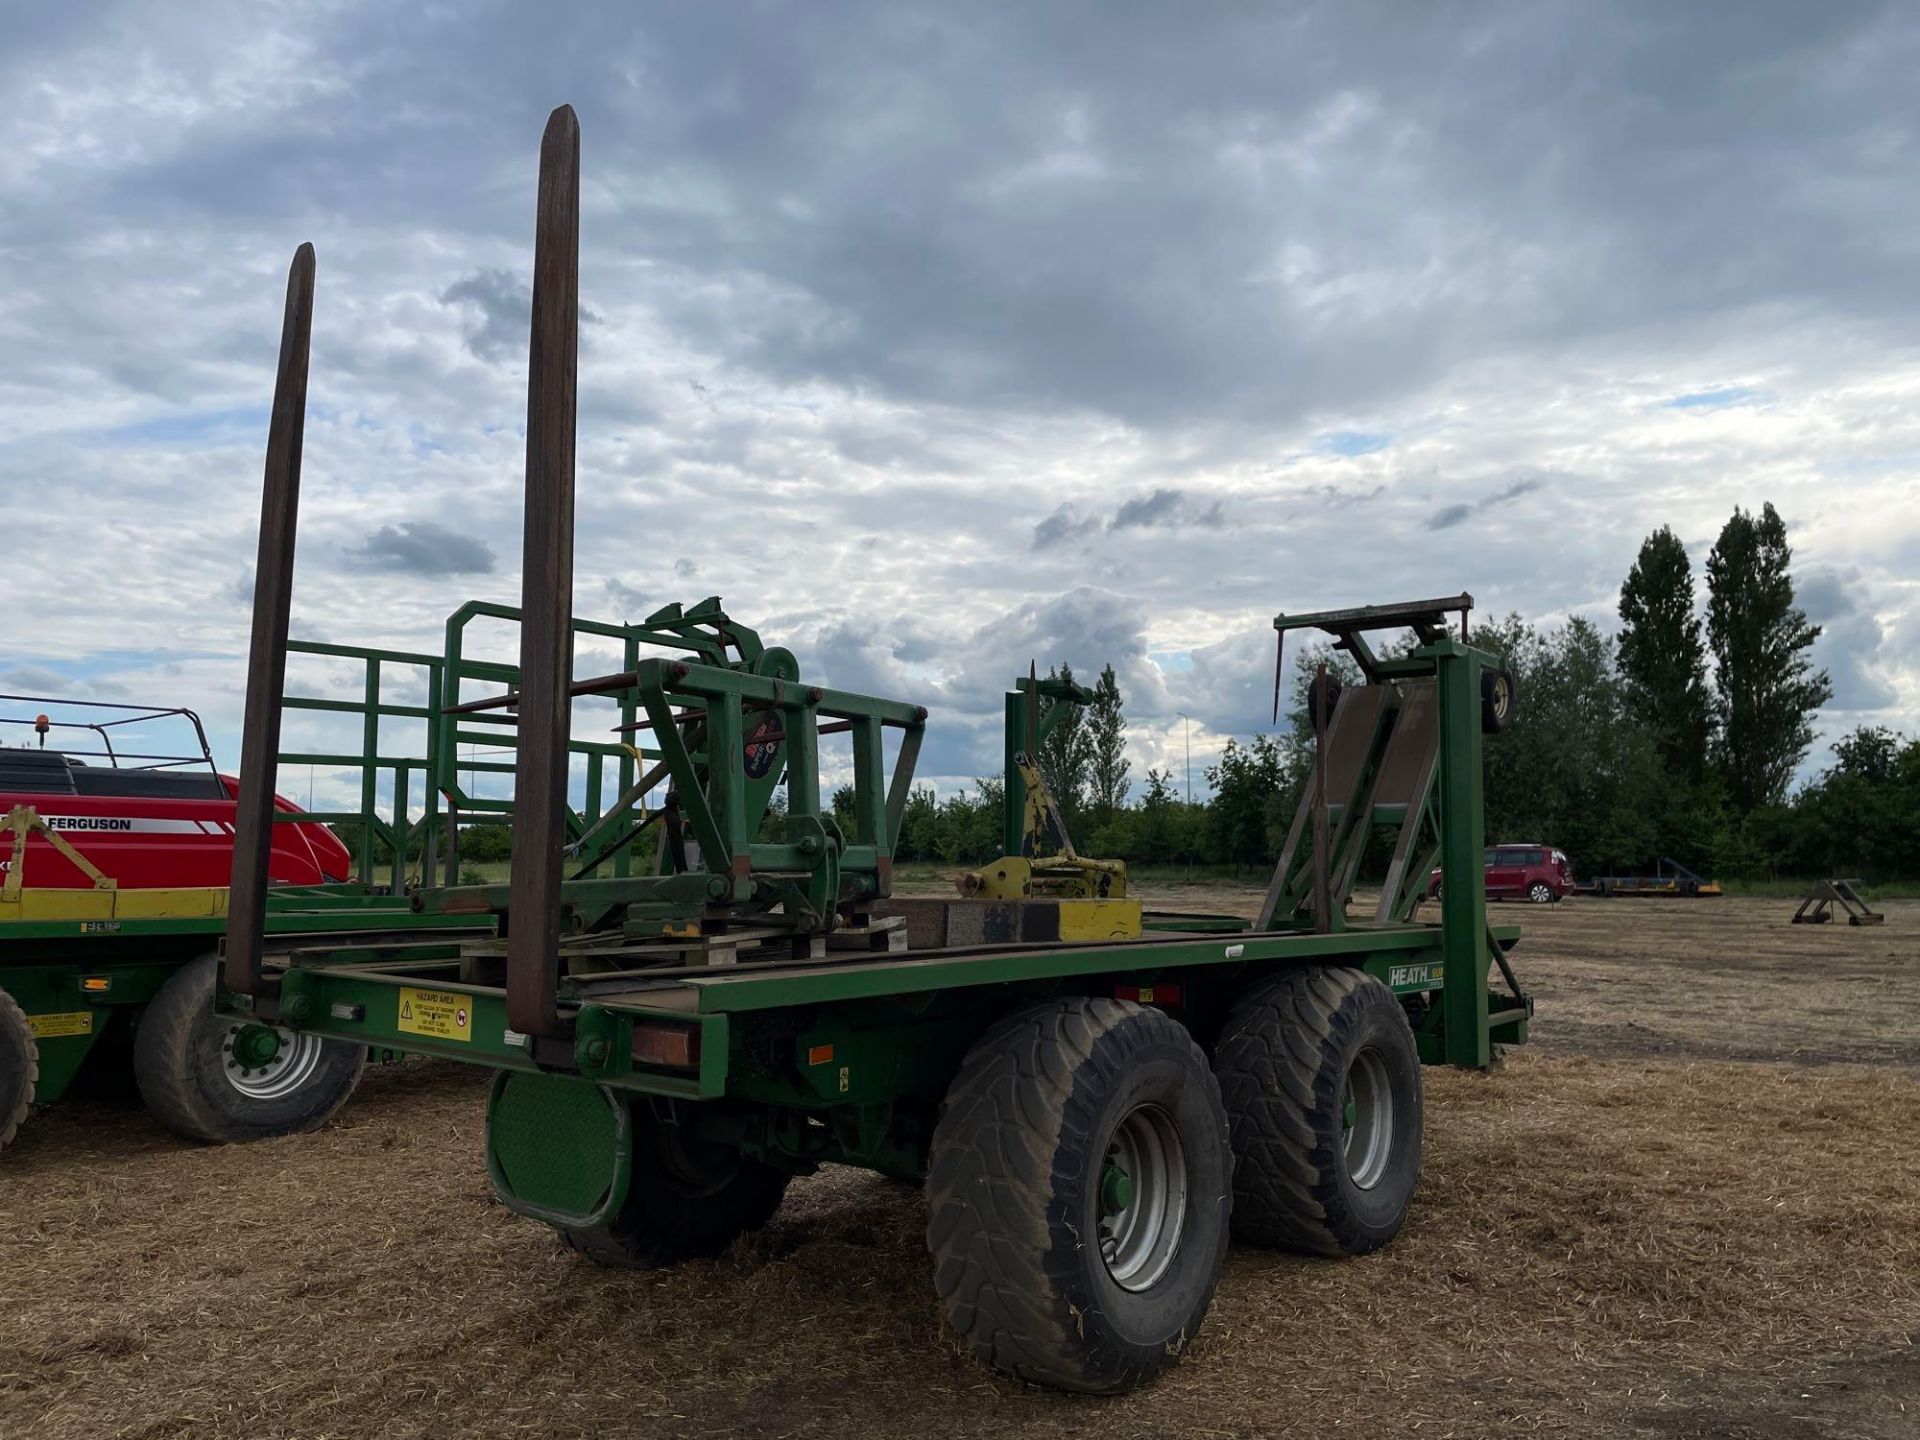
(1428, 843, 1573, 904)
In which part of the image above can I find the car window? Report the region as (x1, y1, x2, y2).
(1526, 848, 1545, 865)
(1482, 850, 1498, 866)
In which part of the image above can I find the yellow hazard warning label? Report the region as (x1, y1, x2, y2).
(28, 1010, 94, 1039)
(396, 987, 473, 1043)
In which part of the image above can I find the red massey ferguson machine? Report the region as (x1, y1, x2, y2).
(0, 698, 351, 891)
(0, 696, 468, 1157)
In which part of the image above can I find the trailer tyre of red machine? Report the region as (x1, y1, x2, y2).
(131, 953, 365, 1144)
(0, 988, 38, 1153)
(926, 997, 1232, 1394)
(1213, 966, 1424, 1256)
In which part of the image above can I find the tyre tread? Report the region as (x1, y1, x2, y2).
(926, 997, 1226, 1392)
(1215, 966, 1419, 1256)
(0, 988, 39, 1153)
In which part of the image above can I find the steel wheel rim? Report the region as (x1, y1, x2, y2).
(221, 1022, 325, 1100)
(1098, 1103, 1188, 1292)
(1341, 1048, 1395, 1190)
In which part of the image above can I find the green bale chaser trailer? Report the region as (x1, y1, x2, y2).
(216, 106, 1532, 1394)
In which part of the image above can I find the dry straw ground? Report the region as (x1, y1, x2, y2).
(2, 894, 1916, 1439)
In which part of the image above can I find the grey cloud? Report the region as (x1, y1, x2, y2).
(346, 522, 496, 576)
(1488, 476, 1546, 506)
(1111, 488, 1225, 531)
(1432, 474, 1547, 529)
(1798, 566, 1896, 712)
(441, 267, 601, 363)
(602, 578, 648, 617)
(7, 4, 1920, 435)
(441, 269, 529, 363)
(1033, 502, 1100, 549)
(3, 664, 71, 693)
(1, 665, 131, 699)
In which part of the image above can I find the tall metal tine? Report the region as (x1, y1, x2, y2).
(506, 105, 580, 1039)
(225, 243, 316, 1009)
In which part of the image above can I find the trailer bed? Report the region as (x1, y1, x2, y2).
(245, 917, 1528, 1102)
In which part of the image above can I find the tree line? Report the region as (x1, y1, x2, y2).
(872, 501, 1913, 883)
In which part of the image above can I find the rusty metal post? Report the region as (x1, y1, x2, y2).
(226, 243, 315, 1004)
(505, 105, 580, 1039)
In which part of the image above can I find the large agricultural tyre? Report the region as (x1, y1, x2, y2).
(133, 953, 365, 1144)
(0, 987, 38, 1154)
(926, 997, 1232, 1394)
(1214, 966, 1423, 1257)
(552, 1105, 789, 1268)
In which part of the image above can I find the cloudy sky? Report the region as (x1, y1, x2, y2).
(2, 2, 1916, 804)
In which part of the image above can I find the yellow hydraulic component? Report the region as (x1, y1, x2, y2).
(959, 754, 1139, 935)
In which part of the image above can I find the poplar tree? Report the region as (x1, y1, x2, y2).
(1705, 503, 1832, 812)
(1618, 525, 1714, 781)
(1087, 664, 1130, 824)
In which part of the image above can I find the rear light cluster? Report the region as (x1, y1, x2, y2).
(632, 1021, 699, 1070)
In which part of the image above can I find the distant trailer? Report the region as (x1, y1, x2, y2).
(1574, 857, 1723, 898)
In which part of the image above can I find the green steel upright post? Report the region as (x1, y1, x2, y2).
(1001, 688, 1027, 859)
(1433, 638, 1490, 1067)
(999, 674, 1088, 859)
(360, 658, 381, 884)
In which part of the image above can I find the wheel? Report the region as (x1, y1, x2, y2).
(1214, 966, 1423, 1257)
(1527, 881, 1554, 904)
(552, 1105, 789, 1268)
(133, 953, 366, 1144)
(1, 988, 38, 1154)
(926, 997, 1231, 1394)
(1481, 666, 1517, 734)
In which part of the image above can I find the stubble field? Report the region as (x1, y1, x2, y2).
(2, 891, 1915, 1439)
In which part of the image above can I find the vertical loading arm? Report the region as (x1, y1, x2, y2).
(225, 243, 315, 1012)
(504, 104, 581, 1041)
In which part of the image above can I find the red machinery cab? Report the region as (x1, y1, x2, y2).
(0, 698, 350, 891)
(1428, 843, 1573, 904)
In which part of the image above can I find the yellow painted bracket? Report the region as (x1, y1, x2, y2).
(2, 804, 118, 902)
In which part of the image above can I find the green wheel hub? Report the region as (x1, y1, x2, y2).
(1096, 1103, 1188, 1293)
(1100, 1157, 1136, 1215)
(218, 1019, 326, 1100)
(229, 1023, 284, 1070)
